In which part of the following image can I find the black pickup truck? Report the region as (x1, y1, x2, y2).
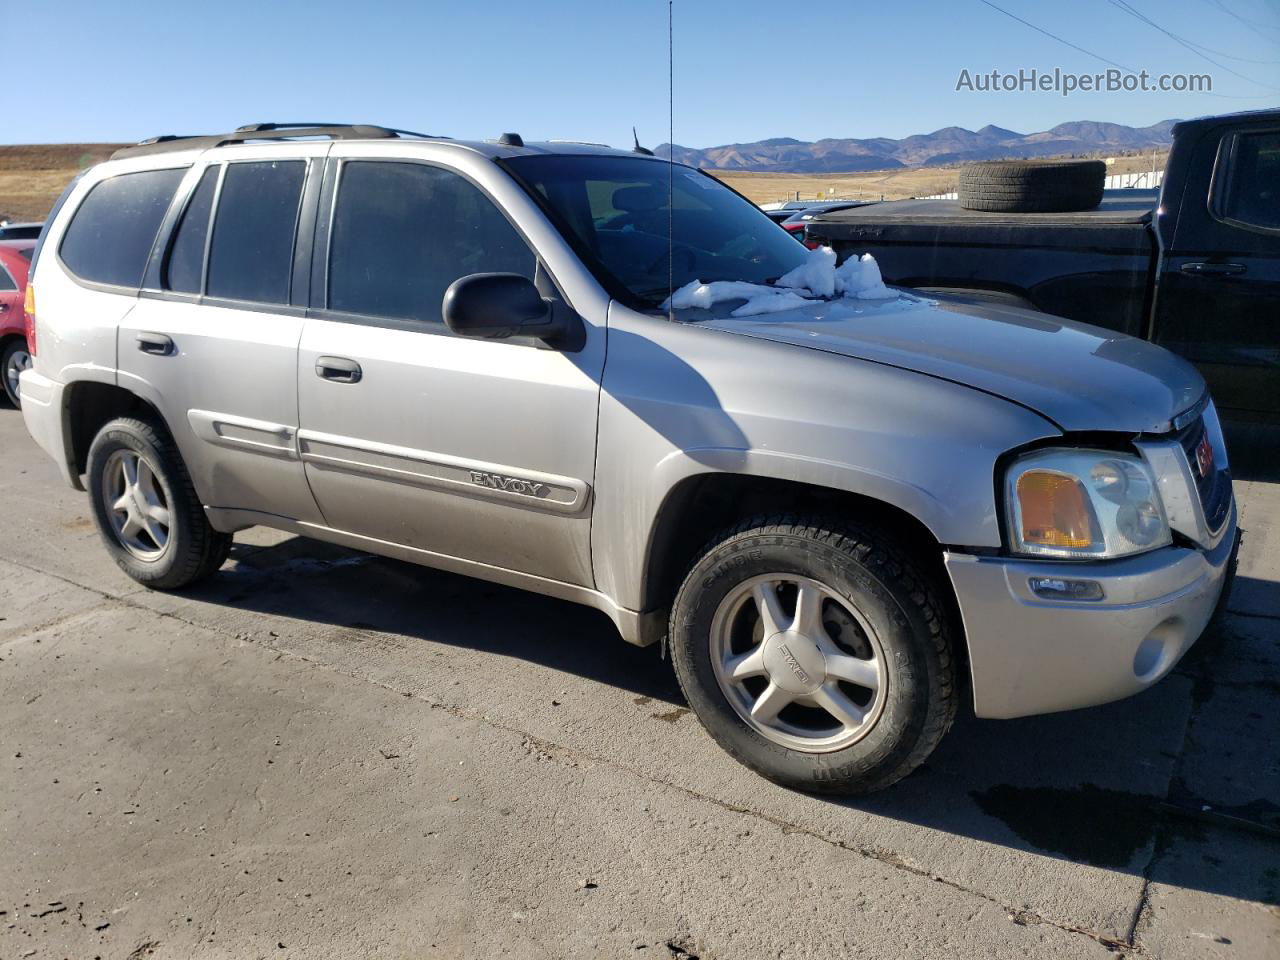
(806, 109, 1280, 423)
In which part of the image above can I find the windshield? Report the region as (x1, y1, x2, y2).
(502, 155, 808, 308)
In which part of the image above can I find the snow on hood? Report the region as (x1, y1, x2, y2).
(664, 247, 896, 317)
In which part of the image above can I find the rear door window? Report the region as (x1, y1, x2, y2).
(165, 166, 220, 294)
(326, 160, 535, 324)
(206, 160, 305, 304)
(0, 262, 15, 291)
(59, 167, 186, 288)
(1217, 130, 1280, 232)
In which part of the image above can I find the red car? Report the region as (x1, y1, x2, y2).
(0, 239, 35, 407)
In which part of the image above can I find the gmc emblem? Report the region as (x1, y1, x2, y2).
(1195, 433, 1214, 479)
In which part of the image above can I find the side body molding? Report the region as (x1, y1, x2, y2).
(188, 409, 299, 460)
(295, 429, 591, 515)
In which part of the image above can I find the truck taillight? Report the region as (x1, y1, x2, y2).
(23, 283, 36, 356)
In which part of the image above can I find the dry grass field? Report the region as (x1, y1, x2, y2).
(0, 142, 1169, 221)
(0, 144, 124, 221)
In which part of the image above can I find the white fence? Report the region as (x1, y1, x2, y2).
(1103, 170, 1163, 190)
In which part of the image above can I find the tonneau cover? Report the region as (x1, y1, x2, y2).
(812, 191, 1155, 227)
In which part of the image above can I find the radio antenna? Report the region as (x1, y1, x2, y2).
(667, 0, 674, 321)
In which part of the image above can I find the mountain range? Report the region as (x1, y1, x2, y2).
(655, 120, 1177, 173)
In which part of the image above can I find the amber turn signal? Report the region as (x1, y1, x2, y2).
(23, 283, 36, 356)
(1015, 470, 1095, 549)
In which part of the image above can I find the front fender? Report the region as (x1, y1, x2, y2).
(591, 305, 1060, 612)
(648, 446, 957, 545)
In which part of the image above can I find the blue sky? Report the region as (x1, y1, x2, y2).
(7, 0, 1279, 148)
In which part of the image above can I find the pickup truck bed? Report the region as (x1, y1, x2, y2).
(803, 109, 1280, 423)
(808, 191, 1159, 337)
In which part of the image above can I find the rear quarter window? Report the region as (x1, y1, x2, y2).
(165, 166, 220, 294)
(59, 168, 187, 288)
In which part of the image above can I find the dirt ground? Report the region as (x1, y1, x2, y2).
(0, 145, 122, 221)
(1, 399, 1278, 958)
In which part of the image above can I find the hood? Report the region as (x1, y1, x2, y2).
(692, 292, 1204, 434)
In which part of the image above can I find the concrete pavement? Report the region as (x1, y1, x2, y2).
(1, 405, 1277, 959)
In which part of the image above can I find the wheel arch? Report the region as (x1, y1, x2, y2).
(638, 468, 971, 705)
(645, 462, 957, 601)
(62, 380, 168, 488)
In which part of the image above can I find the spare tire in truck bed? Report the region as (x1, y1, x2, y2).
(958, 159, 1106, 213)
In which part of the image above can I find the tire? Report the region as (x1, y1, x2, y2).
(958, 159, 1105, 213)
(86, 416, 232, 589)
(669, 516, 957, 794)
(2, 338, 31, 408)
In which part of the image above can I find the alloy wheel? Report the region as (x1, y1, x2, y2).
(710, 574, 886, 752)
(102, 449, 172, 561)
(4, 347, 30, 401)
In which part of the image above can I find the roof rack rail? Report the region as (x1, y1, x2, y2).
(111, 123, 447, 161)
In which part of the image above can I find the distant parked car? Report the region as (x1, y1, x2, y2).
(0, 239, 35, 406)
(0, 221, 43, 241)
(780, 202, 872, 242)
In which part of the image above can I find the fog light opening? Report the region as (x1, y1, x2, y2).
(1028, 576, 1104, 601)
(1133, 619, 1183, 681)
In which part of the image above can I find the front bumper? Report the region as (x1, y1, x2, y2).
(945, 502, 1238, 719)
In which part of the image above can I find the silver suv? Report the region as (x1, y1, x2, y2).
(20, 123, 1238, 793)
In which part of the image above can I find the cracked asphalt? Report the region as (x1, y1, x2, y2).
(1, 406, 1278, 959)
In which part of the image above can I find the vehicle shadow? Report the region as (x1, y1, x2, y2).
(1223, 418, 1280, 483)
(842, 590, 1280, 908)
(184, 534, 1279, 909)
(200, 535, 687, 705)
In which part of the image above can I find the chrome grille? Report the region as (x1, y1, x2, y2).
(1176, 415, 1231, 533)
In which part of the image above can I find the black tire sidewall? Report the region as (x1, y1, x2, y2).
(2, 339, 26, 407)
(958, 159, 1105, 212)
(87, 420, 200, 588)
(671, 528, 941, 793)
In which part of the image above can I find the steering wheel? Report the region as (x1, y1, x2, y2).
(645, 245, 697, 279)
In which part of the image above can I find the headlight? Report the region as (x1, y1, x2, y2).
(1005, 449, 1171, 559)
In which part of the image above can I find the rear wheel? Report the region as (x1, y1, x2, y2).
(87, 417, 231, 589)
(669, 517, 957, 794)
(2, 339, 30, 408)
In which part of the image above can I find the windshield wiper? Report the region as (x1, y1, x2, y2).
(633, 287, 677, 305)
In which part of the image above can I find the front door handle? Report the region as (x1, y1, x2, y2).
(136, 331, 175, 355)
(1180, 261, 1247, 276)
(315, 356, 362, 384)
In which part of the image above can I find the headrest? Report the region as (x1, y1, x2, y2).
(612, 185, 665, 213)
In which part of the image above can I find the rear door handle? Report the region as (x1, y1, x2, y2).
(136, 331, 175, 355)
(1180, 261, 1247, 276)
(315, 356, 362, 384)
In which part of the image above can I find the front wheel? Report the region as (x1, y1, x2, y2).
(2, 338, 31, 408)
(87, 417, 231, 589)
(669, 517, 957, 794)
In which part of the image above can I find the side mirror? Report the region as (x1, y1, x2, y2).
(443, 273, 563, 342)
